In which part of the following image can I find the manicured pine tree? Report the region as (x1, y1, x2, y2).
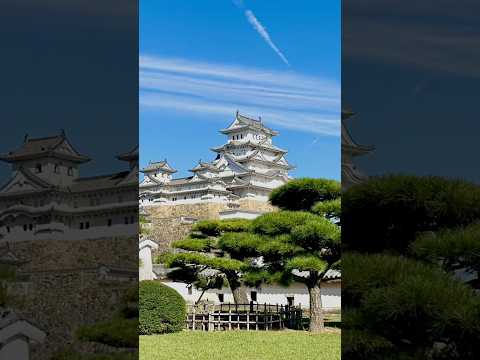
(245, 178, 341, 333)
(163, 219, 253, 304)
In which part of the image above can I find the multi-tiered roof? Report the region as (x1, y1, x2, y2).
(140, 112, 293, 203)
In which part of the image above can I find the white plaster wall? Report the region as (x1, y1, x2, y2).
(163, 281, 341, 310)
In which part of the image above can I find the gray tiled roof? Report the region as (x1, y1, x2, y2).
(0, 133, 90, 163)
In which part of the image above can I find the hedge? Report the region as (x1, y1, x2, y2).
(139, 281, 186, 335)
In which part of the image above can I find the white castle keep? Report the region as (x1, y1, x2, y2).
(0, 131, 138, 241)
(140, 112, 294, 205)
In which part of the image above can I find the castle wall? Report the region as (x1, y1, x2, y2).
(5, 237, 137, 360)
(145, 199, 277, 252)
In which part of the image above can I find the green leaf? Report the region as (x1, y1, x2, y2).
(286, 255, 328, 272)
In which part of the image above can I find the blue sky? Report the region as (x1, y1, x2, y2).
(140, 0, 340, 179)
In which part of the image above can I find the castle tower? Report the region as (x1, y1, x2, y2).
(139, 112, 293, 205)
(342, 108, 374, 189)
(211, 112, 294, 200)
(141, 160, 177, 185)
(0, 130, 90, 187)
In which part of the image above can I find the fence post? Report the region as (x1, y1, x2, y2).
(192, 305, 196, 331)
(207, 304, 213, 331)
(247, 313, 250, 331)
(264, 302, 267, 331)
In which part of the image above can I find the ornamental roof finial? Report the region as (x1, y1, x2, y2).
(23, 133, 29, 143)
(60, 129, 66, 138)
(236, 110, 239, 117)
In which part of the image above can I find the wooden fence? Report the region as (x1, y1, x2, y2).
(186, 302, 303, 331)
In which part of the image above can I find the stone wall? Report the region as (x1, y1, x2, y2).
(145, 199, 277, 252)
(5, 237, 137, 360)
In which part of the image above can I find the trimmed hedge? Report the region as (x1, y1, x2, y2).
(139, 281, 186, 335)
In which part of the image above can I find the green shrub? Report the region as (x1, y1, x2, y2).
(251, 211, 318, 236)
(139, 281, 186, 335)
(76, 318, 138, 348)
(269, 178, 341, 211)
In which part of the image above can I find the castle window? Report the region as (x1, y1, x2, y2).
(35, 164, 42, 173)
(130, 216, 134, 224)
(80, 222, 84, 229)
(184, 196, 187, 200)
(67, 167, 73, 176)
(107, 219, 112, 227)
(188, 286, 193, 295)
(29, 224, 33, 231)
(6, 226, 10, 233)
(85, 221, 90, 229)
(218, 293, 224, 303)
(54, 164, 59, 174)
(241, 134, 243, 139)
(124, 217, 128, 224)
(23, 224, 27, 231)
(251, 291, 257, 302)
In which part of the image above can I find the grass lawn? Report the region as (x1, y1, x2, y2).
(140, 330, 340, 360)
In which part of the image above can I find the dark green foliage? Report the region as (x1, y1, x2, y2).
(192, 220, 221, 236)
(217, 219, 252, 233)
(343, 175, 480, 252)
(269, 178, 341, 211)
(139, 281, 186, 335)
(172, 237, 214, 252)
(165, 252, 245, 272)
(343, 253, 480, 358)
(251, 211, 317, 236)
(411, 222, 480, 273)
(217, 232, 263, 259)
(311, 198, 341, 220)
(290, 218, 340, 252)
(191, 219, 252, 236)
(342, 329, 394, 360)
(77, 318, 138, 348)
(286, 255, 328, 273)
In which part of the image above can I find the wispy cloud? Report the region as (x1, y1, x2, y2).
(244, 10, 289, 66)
(233, 1, 289, 66)
(140, 55, 340, 136)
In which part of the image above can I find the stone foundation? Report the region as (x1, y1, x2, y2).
(145, 199, 277, 252)
(4, 237, 137, 360)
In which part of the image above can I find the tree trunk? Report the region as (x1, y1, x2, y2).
(231, 285, 249, 304)
(308, 282, 324, 333)
(195, 289, 206, 305)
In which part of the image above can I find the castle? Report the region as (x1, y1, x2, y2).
(140, 112, 294, 207)
(0, 131, 138, 242)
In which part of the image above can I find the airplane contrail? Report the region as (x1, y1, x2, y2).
(232, 1, 290, 66)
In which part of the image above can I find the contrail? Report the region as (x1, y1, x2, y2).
(232, 1, 290, 66)
(244, 10, 290, 66)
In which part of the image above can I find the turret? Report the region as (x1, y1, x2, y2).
(0, 130, 90, 186)
(141, 159, 177, 183)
